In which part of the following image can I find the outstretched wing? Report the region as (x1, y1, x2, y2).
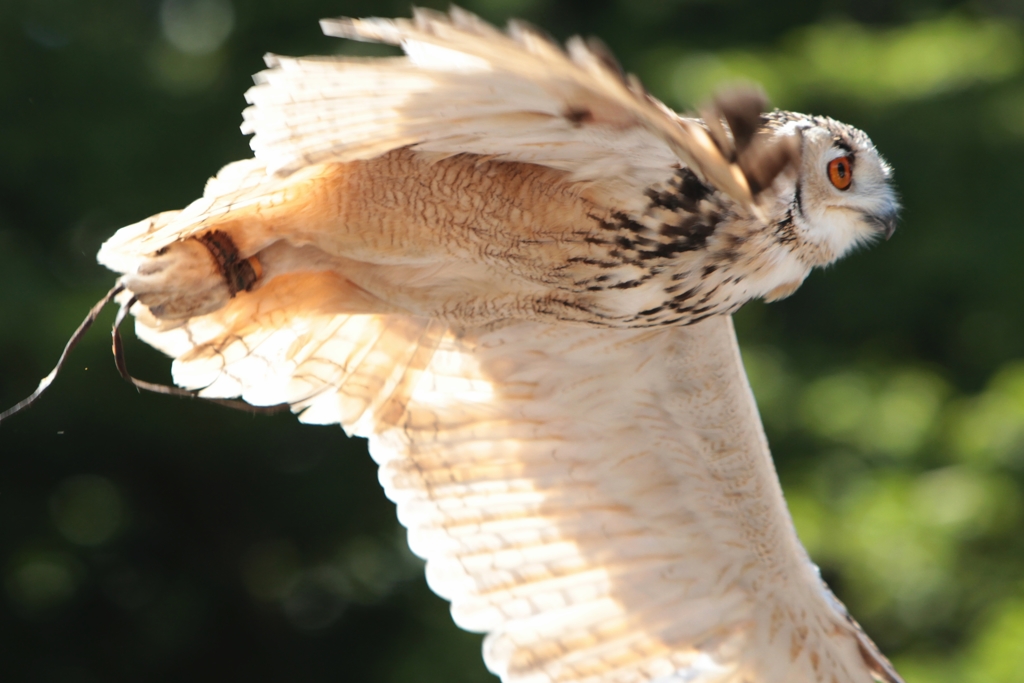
(369, 316, 900, 683)
(243, 6, 757, 211)
(99, 6, 783, 284)
(126, 283, 899, 683)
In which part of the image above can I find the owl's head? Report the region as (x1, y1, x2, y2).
(763, 112, 899, 266)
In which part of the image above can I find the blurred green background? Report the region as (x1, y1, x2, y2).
(1, 0, 1023, 681)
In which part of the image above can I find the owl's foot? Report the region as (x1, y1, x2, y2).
(124, 230, 262, 320)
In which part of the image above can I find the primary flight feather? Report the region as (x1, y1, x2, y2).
(94, 8, 902, 683)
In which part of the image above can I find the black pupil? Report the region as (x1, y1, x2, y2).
(836, 161, 846, 178)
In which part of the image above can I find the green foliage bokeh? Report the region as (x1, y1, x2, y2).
(1, 1, 1023, 681)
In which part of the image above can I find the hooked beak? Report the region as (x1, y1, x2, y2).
(864, 209, 898, 240)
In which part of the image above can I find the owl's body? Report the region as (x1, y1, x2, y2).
(110, 123, 885, 332)
(94, 8, 902, 683)
(119, 149, 775, 328)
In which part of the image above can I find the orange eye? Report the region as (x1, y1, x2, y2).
(827, 156, 853, 190)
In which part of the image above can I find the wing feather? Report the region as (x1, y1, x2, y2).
(130, 274, 446, 431)
(96, 157, 327, 270)
(241, 7, 755, 210)
(372, 317, 897, 683)
(125, 276, 899, 682)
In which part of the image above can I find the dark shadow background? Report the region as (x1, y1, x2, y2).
(2, 1, 1023, 681)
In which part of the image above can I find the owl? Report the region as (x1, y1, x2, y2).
(21, 8, 904, 683)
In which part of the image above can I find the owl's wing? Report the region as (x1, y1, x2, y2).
(242, 6, 760, 210)
(368, 316, 902, 683)
(129, 278, 901, 683)
(99, 7, 790, 269)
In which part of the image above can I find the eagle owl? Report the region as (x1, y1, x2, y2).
(88, 8, 901, 683)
